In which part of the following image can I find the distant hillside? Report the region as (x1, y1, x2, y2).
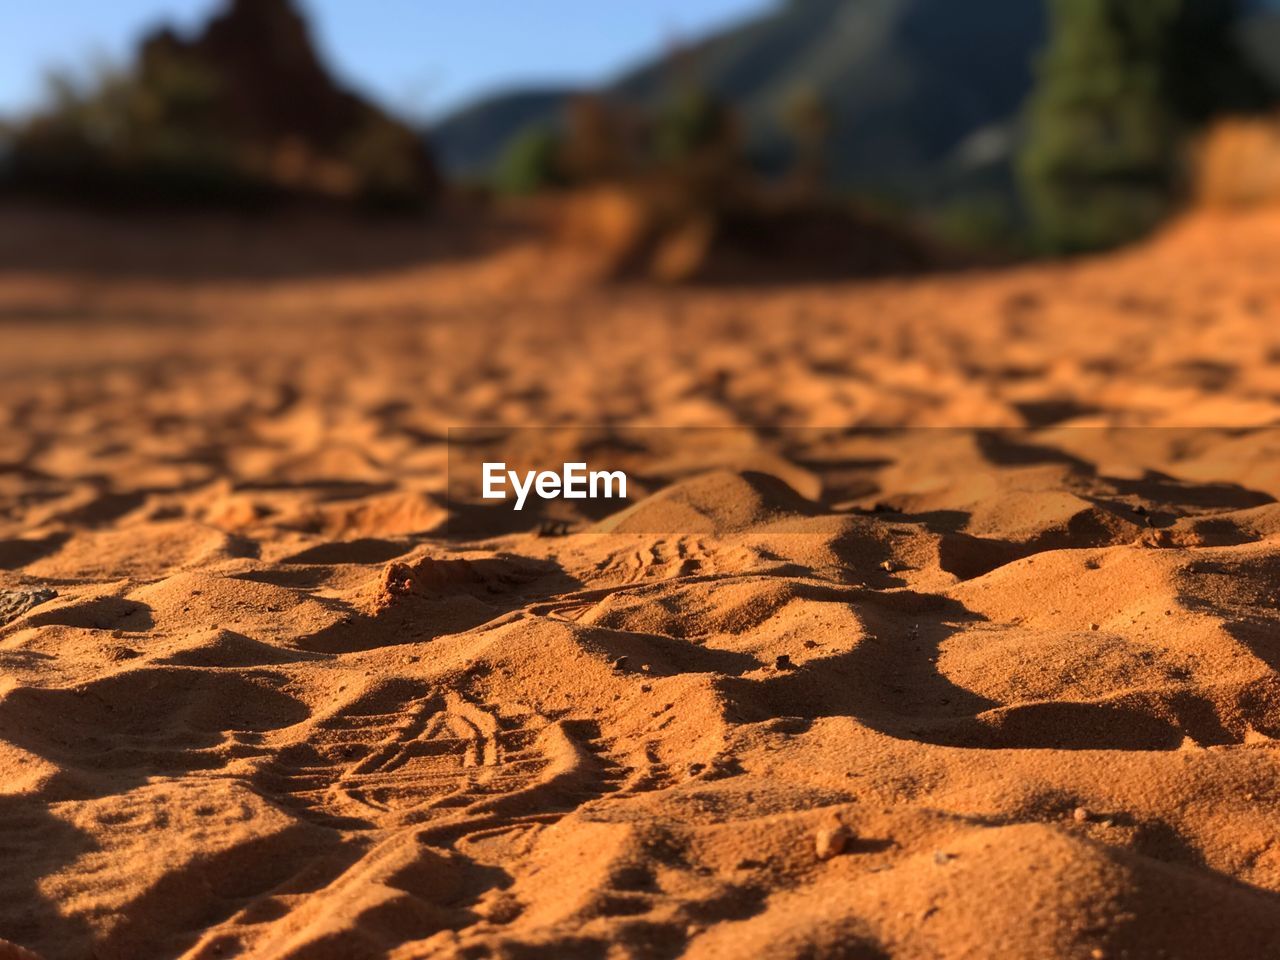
(431, 87, 577, 180)
(1239, 9, 1280, 90)
(429, 0, 1280, 206)
(430, 0, 1045, 204)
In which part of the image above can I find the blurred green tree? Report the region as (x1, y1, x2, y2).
(784, 86, 831, 195)
(653, 88, 736, 166)
(494, 125, 564, 195)
(9, 58, 251, 204)
(1020, 0, 1271, 253)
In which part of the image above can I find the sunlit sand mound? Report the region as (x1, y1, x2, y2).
(3, 206, 1280, 957)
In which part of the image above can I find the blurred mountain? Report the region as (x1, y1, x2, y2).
(431, 0, 1044, 203)
(1239, 9, 1280, 91)
(430, 0, 1280, 206)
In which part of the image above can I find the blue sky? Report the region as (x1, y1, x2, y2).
(0, 0, 773, 123)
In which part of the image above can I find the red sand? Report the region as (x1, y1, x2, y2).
(2, 208, 1280, 958)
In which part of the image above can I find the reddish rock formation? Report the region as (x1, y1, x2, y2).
(137, 0, 438, 206)
(11, 0, 438, 209)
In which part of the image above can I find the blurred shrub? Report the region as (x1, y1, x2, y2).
(1020, 0, 1272, 253)
(495, 125, 565, 195)
(931, 193, 1029, 258)
(342, 117, 436, 212)
(653, 88, 737, 166)
(7, 59, 261, 205)
(487, 75, 935, 282)
(491, 86, 741, 198)
(783, 87, 832, 193)
(1196, 118, 1280, 207)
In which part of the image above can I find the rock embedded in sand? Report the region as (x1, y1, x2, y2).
(0, 588, 58, 627)
(1073, 806, 1090, 823)
(815, 823, 852, 860)
(775, 654, 794, 670)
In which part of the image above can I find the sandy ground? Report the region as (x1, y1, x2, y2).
(2, 208, 1280, 959)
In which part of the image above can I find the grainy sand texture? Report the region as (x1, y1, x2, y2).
(3, 208, 1280, 959)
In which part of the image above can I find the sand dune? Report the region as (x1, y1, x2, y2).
(3, 208, 1280, 958)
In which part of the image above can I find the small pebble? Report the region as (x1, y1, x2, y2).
(1073, 806, 1090, 823)
(879, 560, 895, 572)
(1089, 623, 1100, 631)
(815, 824, 851, 860)
(775, 654, 794, 670)
(612, 656, 629, 672)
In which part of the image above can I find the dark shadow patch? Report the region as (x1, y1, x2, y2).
(1102, 472, 1275, 512)
(45, 491, 148, 527)
(96, 824, 359, 960)
(937, 533, 1025, 580)
(0, 668, 309, 783)
(717, 590, 1231, 751)
(233, 480, 397, 499)
(0, 793, 97, 958)
(301, 554, 581, 652)
(974, 431, 1093, 469)
(0, 533, 69, 569)
(23, 596, 154, 632)
(925, 701, 1185, 751)
(1013, 399, 1104, 426)
(574, 625, 761, 678)
(282, 538, 415, 565)
(156, 630, 325, 668)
